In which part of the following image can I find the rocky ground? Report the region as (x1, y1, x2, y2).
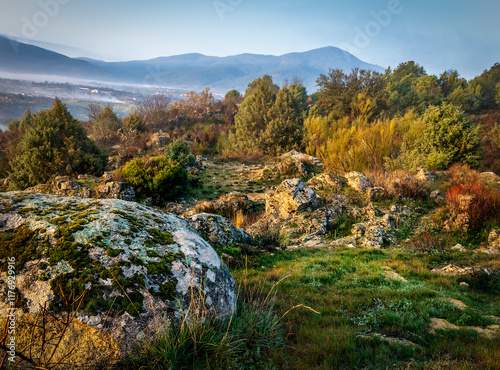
(1, 151, 500, 367)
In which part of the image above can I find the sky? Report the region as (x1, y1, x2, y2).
(1, 0, 499, 79)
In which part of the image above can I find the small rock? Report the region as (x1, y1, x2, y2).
(101, 171, 114, 181)
(430, 189, 445, 203)
(366, 186, 386, 201)
(189, 213, 253, 247)
(266, 179, 319, 218)
(460, 282, 470, 287)
(452, 244, 467, 252)
(488, 229, 500, 248)
(345, 172, 373, 193)
(306, 173, 346, 192)
(281, 150, 323, 169)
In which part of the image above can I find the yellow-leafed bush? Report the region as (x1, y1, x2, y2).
(304, 111, 421, 174)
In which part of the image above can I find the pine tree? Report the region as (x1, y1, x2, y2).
(233, 75, 277, 152)
(9, 99, 107, 189)
(262, 86, 305, 155)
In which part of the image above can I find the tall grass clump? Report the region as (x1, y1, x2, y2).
(305, 111, 420, 174)
(122, 281, 293, 369)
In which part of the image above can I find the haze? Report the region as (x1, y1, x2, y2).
(1, 0, 499, 80)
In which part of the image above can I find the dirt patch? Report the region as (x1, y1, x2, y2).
(358, 334, 420, 348)
(444, 298, 469, 310)
(429, 318, 500, 339)
(383, 268, 408, 283)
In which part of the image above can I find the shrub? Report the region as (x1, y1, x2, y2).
(306, 112, 420, 174)
(419, 103, 482, 169)
(8, 99, 107, 190)
(92, 106, 121, 139)
(386, 173, 430, 201)
(444, 165, 500, 235)
(164, 139, 195, 167)
(118, 156, 188, 205)
(253, 220, 286, 251)
(409, 230, 444, 252)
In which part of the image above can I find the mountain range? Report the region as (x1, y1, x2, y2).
(0, 35, 384, 93)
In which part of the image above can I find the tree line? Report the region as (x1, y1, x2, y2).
(1, 60, 499, 191)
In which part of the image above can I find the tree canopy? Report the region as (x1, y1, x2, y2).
(8, 99, 107, 189)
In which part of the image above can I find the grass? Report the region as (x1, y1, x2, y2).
(120, 274, 301, 369)
(224, 247, 500, 369)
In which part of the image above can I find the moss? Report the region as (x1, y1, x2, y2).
(48, 216, 70, 225)
(106, 247, 124, 257)
(17, 207, 37, 215)
(124, 239, 132, 245)
(111, 209, 145, 228)
(0, 226, 44, 271)
(146, 252, 184, 276)
(70, 209, 97, 221)
(75, 203, 92, 211)
(146, 228, 174, 245)
(153, 218, 163, 224)
(106, 293, 143, 317)
(129, 255, 144, 266)
(158, 282, 177, 301)
(1, 204, 14, 212)
(130, 225, 139, 233)
(102, 231, 111, 237)
(146, 250, 160, 258)
(86, 235, 106, 249)
(53, 221, 85, 239)
(116, 260, 131, 268)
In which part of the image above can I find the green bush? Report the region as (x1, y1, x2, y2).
(119, 156, 187, 204)
(419, 103, 482, 169)
(8, 99, 107, 190)
(164, 139, 195, 167)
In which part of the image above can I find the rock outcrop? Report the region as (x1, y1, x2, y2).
(188, 213, 253, 247)
(0, 192, 236, 366)
(192, 192, 256, 217)
(345, 172, 373, 193)
(306, 173, 346, 193)
(489, 229, 500, 249)
(24, 175, 135, 201)
(282, 150, 323, 171)
(266, 179, 319, 218)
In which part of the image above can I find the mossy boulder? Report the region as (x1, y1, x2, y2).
(0, 192, 236, 366)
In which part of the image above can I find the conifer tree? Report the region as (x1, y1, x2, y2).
(9, 99, 107, 189)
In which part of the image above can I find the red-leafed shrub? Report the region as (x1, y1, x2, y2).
(445, 165, 500, 233)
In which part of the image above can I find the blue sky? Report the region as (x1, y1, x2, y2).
(1, 0, 499, 79)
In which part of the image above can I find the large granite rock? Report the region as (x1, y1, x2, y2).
(0, 192, 235, 366)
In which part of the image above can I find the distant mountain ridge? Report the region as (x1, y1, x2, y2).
(0, 35, 384, 93)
